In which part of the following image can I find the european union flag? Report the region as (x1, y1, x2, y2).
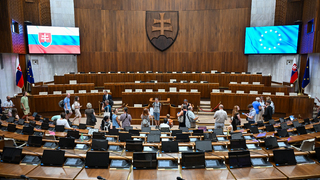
(302, 57, 310, 89)
(27, 60, 34, 84)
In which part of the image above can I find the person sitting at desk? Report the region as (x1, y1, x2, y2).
(166, 114, 173, 128)
(244, 104, 256, 125)
(56, 112, 71, 129)
(263, 100, 273, 121)
(11, 108, 19, 120)
(3, 96, 14, 116)
(160, 118, 170, 130)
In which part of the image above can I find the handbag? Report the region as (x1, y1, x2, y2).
(90, 112, 97, 123)
(104, 106, 110, 117)
(178, 115, 184, 123)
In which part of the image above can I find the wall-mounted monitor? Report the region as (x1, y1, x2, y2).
(27, 25, 80, 54)
(244, 25, 299, 54)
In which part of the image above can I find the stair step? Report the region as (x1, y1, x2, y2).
(200, 101, 210, 105)
(200, 105, 211, 108)
(197, 111, 214, 115)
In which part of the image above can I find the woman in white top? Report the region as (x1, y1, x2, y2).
(72, 96, 82, 124)
(56, 112, 71, 129)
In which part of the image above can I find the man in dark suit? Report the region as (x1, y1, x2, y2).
(263, 100, 273, 121)
(102, 90, 113, 107)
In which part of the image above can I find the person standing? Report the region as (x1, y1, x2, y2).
(85, 103, 96, 126)
(120, 107, 132, 127)
(102, 90, 113, 107)
(213, 104, 228, 129)
(72, 96, 82, 124)
(177, 106, 187, 128)
(231, 105, 241, 131)
(185, 106, 199, 128)
(4, 96, 14, 117)
(64, 93, 73, 120)
(252, 97, 261, 122)
(152, 98, 161, 129)
(102, 100, 112, 119)
(262, 100, 273, 121)
(112, 108, 121, 128)
(266, 97, 275, 114)
(141, 108, 151, 128)
(245, 104, 256, 125)
(259, 96, 265, 121)
(20, 92, 30, 122)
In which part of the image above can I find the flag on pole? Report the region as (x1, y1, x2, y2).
(27, 60, 34, 84)
(290, 59, 298, 83)
(302, 57, 310, 89)
(16, 57, 24, 88)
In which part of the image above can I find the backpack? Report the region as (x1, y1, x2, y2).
(142, 119, 149, 127)
(59, 100, 64, 108)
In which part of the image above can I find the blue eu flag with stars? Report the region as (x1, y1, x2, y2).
(302, 57, 310, 89)
(27, 60, 34, 84)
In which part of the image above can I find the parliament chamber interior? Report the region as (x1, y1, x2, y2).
(1, 0, 320, 180)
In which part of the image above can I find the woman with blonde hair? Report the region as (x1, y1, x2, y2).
(85, 102, 96, 126)
(231, 105, 241, 131)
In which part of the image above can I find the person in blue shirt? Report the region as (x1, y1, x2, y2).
(252, 97, 261, 122)
(112, 108, 121, 128)
(102, 100, 112, 118)
(64, 93, 73, 120)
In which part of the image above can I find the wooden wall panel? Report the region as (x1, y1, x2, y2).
(9, 0, 26, 54)
(0, 0, 12, 53)
(24, 0, 51, 26)
(300, 0, 318, 54)
(75, 0, 251, 72)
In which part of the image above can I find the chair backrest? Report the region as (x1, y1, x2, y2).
(300, 139, 315, 152)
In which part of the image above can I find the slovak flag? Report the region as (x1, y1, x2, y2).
(16, 57, 24, 88)
(290, 60, 298, 84)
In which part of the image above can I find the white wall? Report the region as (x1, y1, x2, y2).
(50, 0, 75, 27)
(248, 55, 300, 83)
(251, 0, 276, 27)
(304, 53, 320, 106)
(28, 55, 77, 82)
(28, 0, 77, 83)
(0, 54, 22, 103)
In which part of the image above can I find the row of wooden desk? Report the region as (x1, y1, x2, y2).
(54, 73, 272, 87)
(11, 93, 105, 118)
(228, 83, 294, 95)
(31, 83, 95, 95)
(104, 82, 219, 98)
(211, 92, 314, 118)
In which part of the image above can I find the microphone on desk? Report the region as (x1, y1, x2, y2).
(97, 176, 106, 180)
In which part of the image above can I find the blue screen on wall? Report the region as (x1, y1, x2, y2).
(244, 25, 299, 54)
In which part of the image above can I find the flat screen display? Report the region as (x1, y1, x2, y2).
(27, 25, 80, 54)
(244, 25, 299, 54)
